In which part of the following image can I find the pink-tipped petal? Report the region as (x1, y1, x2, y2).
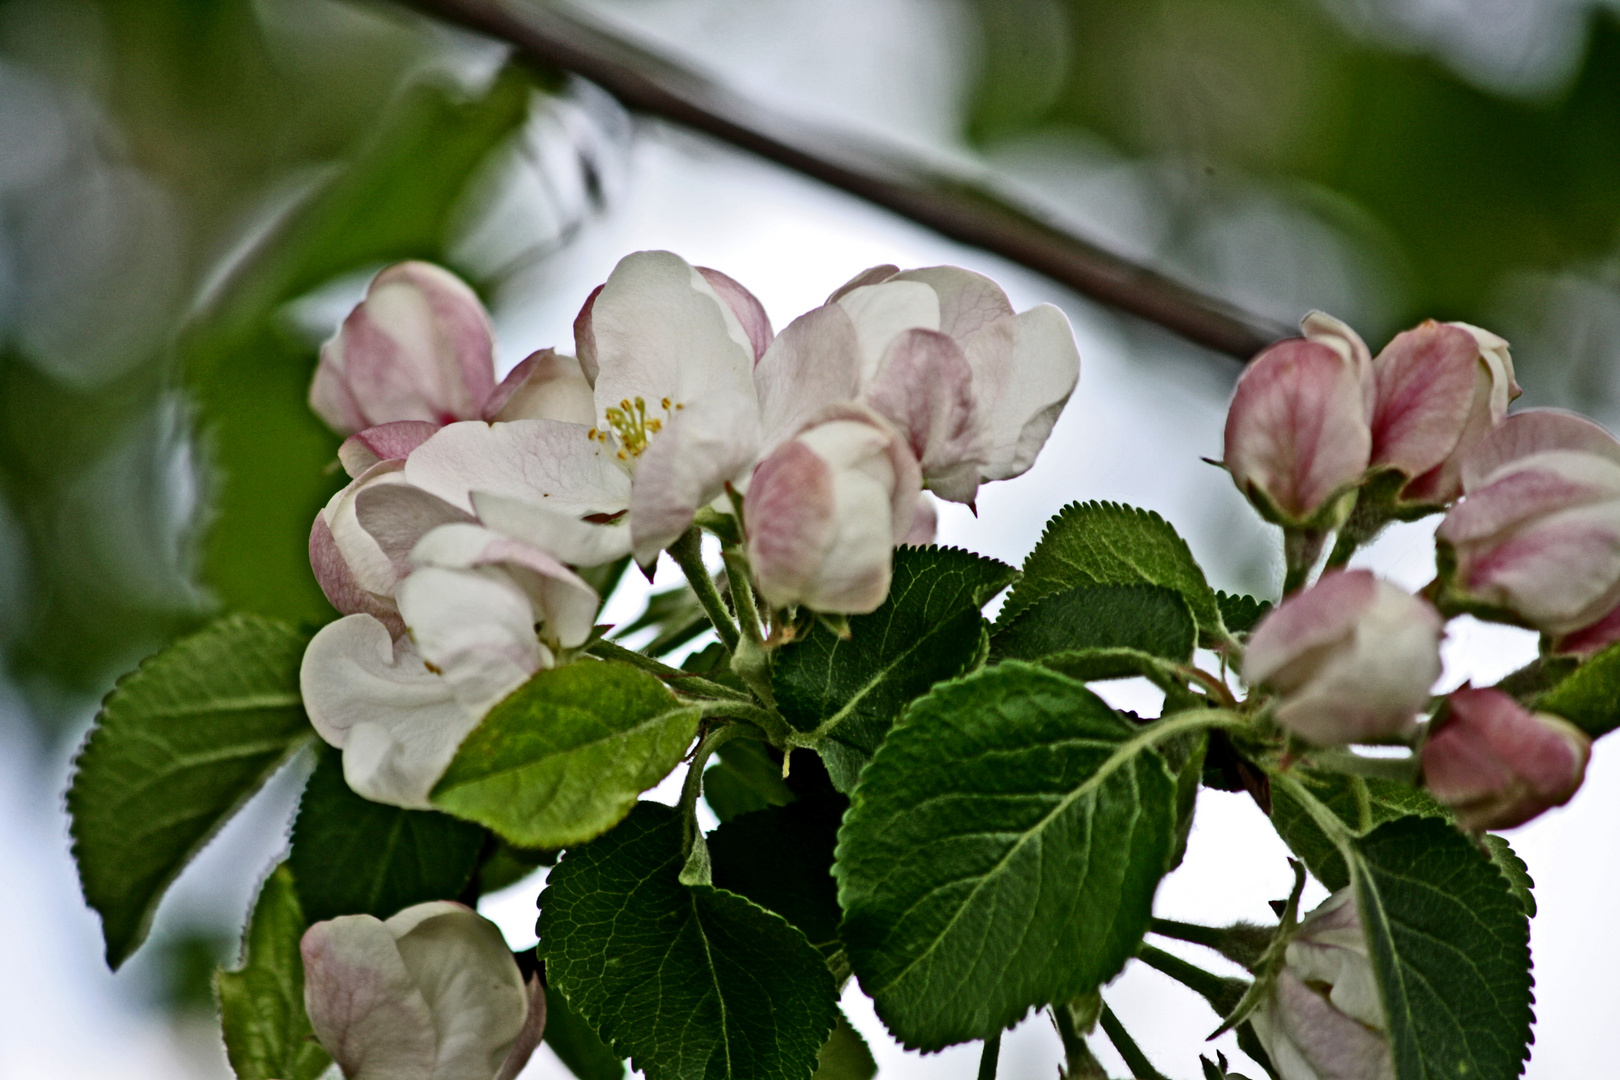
(482, 349, 596, 425)
(339, 421, 442, 478)
(301, 916, 438, 1080)
(826, 264, 899, 303)
(1369, 321, 1484, 478)
(1461, 408, 1620, 492)
(1423, 687, 1590, 830)
(310, 514, 405, 637)
(754, 303, 863, 457)
(863, 328, 983, 503)
(697, 266, 774, 362)
(572, 284, 604, 385)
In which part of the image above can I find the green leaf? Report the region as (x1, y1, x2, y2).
(1536, 640, 1620, 737)
(1269, 771, 1448, 891)
(68, 614, 314, 968)
(813, 1012, 878, 1080)
(1349, 816, 1534, 1080)
(835, 662, 1181, 1050)
(773, 545, 1017, 791)
(538, 802, 839, 1080)
(289, 745, 486, 924)
(1480, 833, 1537, 918)
(1000, 502, 1225, 645)
(703, 738, 794, 823)
(543, 981, 627, 1080)
(432, 660, 700, 847)
(216, 864, 331, 1080)
(708, 792, 848, 958)
(990, 582, 1196, 678)
(1215, 591, 1271, 635)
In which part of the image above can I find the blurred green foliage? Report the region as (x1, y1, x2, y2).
(967, 0, 1620, 328)
(0, 0, 540, 717)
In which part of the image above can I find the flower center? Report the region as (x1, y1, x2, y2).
(589, 396, 682, 460)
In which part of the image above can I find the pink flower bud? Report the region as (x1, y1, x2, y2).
(1437, 409, 1620, 634)
(745, 404, 922, 614)
(1422, 687, 1589, 831)
(1251, 889, 1392, 1080)
(310, 262, 496, 436)
(1244, 570, 1443, 746)
(1223, 337, 1371, 526)
(301, 902, 543, 1080)
(1369, 321, 1517, 505)
(480, 348, 596, 425)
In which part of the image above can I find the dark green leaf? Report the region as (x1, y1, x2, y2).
(703, 737, 795, 823)
(1215, 591, 1271, 635)
(478, 841, 557, 895)
(543, 981, 626, 1080)
(708, 793, 848, 957)
(1536, 640, 1620, 737)
(1166, 732, 1209, 872)
(432, 660, 700, 847)
(539, 802, 839, 1080)
(216, 864, 331, 1080)
(774, 546, 1017, 791)
(1000, 502, 1224, 645)
(69, 614, 314, 968)
(289, 746, 486, 924)
(1480, 834, 1537, 918)
(835, 662, 1180, 1050)
(991, 583, 1195, 667)
(813, 1012, 877, 1080)
(1350, 817, 1533, 1080)
(1270, 771, 1448, 891)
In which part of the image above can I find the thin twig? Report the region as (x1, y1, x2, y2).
(396, 0, 1288, 360)
(1099, 1005, 1167, 1080)
(669, 528, 739, 652)
(976, 1033, 1002, 1080)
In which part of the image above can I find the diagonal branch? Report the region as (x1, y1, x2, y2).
(397, 0, 1288, 361)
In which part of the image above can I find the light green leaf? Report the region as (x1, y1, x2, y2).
(773, 545, 1017, 791)
(813, 1012, 877, 1080)
(216, 864, 331, 1080)
(539, 802, 839, 1080)
(1349, 817, 1534, 1080)
(1000, 502, 1225, 645)
(835, 662, 1181, 1050)
(432, 660, 699, 848)
(68, 614, 314, 968)
(543, 982, 627, 1080)
(289, 746, 486, 924)
(1536, 640, 1620, 737)
(1269, 771, 1448, 891)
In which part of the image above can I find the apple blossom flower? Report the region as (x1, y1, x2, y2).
(300, 527, 597, 807)
(753, 264, 1080, 506)
(302, 901, 543, 1080)
(479, 348, 597, 425)
(1366, 321, 1517, 506)
(310, 262, 497, 436)
(1223, 330, 1371, 527)
(1436, 409, 1620, 634)
(1249, 889, 1392, 1080)
(744, 404, 922, 613)
(1244, 570, 1442, 746)
(1422, 687, 1589, 831)
(404, 251, 764, 566)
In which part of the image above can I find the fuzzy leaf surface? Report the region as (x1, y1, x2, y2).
(544, 982, 627, 1080)
(433, 660, 699, 847)
(773, 546, 1016, 791)
(990, 582, 1195, 680)
(290, 746, 486, 924)
(539, 802, 838, 1080)
(1350, 817, 1534, 1080)
(68, 614, 313, 967)
(835, 662, 1178, 1050)
(216, 864, 331, 1080)
(1537, 640, 1620, 736)
(1000, 501, 1224, 644)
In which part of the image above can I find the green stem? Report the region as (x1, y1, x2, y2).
(1136, 944, 1246, 1015)
(698, 699, 790, 744)
(669, 527, 739, 652)
(1270, 771, 1356, 847)
(679, 723, 749, 863)
(1052, 1003, 1108, 1080)
(1307, 747, 1421, 784)
(976, 1033, 1001, 1080)
(721, 548, 764, 645)
(586, 638, 751, 701)
(1099, 1005, 1166, 1080)
(1281, 528, 1325, 596)
(1323, 527, 1359, 571)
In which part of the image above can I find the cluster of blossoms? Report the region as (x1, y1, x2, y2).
(1224, 312, 1600, 1078)
(301, 252, 1079, 812)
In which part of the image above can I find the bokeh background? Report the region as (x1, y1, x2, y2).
(3, 0, 1619, 1076)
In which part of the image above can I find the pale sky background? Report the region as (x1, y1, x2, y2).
(2, 1, 1618, 1077)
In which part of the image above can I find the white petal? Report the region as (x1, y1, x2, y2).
(299, 615, 484, 808)
(385, 904, 531, 1080)
(324, 461, 408, 597)
(411, 522, 600, 649)
(473, 491, 634, 568)
(628, 392, 760, 564)
(968, 304, 1080, 482)
(404, 419, 630, 516)
(302, 915, 438, 1080)
(484, 349, 597, 425)
(754, 303, 862, 456)
(396, 566, 546, 708)
(353, 481, 476, 578)
(835, 279, 940, 383)
(889, 265, 1014, 339)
